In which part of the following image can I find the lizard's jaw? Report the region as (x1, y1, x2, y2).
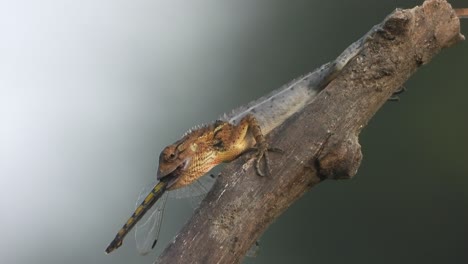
(157, 158, 191, 189)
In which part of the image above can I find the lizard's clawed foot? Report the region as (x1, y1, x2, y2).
(248, 142, 283, 176)
(388, 86, 406, 101)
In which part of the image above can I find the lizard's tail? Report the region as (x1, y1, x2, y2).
(308, 25, 377, 92)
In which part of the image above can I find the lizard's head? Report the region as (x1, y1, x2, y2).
(157, 140, 193, 189)
(156, 125, 218, 190)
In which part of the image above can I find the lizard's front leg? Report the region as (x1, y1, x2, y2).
(239, 114, 282, 176)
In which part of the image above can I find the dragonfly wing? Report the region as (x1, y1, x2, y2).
(186, 180, 210, 208)
(171, 174, 216, 199)
(134, 190, 168, 255)
(132, 174, 217, 254)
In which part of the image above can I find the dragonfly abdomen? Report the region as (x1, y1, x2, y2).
(105, 181, 167, 254)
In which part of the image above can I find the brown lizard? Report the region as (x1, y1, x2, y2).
(104, 32, 368, 254)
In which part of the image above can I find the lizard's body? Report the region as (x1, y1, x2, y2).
(106, 33, 369, 254)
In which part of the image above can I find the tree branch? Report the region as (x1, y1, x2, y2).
(156, 0, 464, 263)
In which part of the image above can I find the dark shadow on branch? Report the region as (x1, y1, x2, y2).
(156, 0, 464, 263)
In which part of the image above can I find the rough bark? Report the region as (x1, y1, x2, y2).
(156, 1, 464, 263)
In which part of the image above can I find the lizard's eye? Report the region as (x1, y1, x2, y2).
(166, 150, 179, 161)
(164, 150, 178, 162)
(160, 146, 178, 162)
(168, 153, 176, 160)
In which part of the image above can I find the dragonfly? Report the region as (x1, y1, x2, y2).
(105, 174, 215, 255)
(132, 180, 260, 257)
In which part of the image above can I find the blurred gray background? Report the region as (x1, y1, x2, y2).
(1, 1, 467, 263)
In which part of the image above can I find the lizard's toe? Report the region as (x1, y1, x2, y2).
(251, 143, 283, 177)
(254, 145, 267, 176)
(267, 147, 284, 154)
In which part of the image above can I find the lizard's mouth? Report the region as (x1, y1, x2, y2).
(158, 159, 190, 189)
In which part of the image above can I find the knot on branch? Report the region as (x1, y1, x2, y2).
(414, 0, 465, 64)
(316, 135, 362, 180)
(379, 9, 411, 40)
(424, 2, 465, 48)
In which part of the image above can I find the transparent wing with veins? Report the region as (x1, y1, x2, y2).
(133, 174, 216, 255)
(171, 174, 216, 208)
(134, 185, 168, 255)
